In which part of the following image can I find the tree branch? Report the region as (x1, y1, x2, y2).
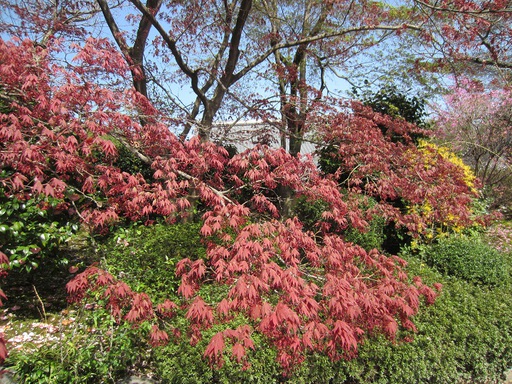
(221, 0, 253, 86)
(232, 23, 422, 84)
(129, 0, 210, 109)
(96, 0, 132, 59)
(414, 0, 512, 15)
(465, 56, 512, 69)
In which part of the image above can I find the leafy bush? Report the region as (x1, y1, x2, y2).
(0, 185, 78, 271)
(420, 234, 510, 286)
(348, 256, 512, 384)
(7, 222, 512, 383)
(92, 222, 281, 382)
(88, 221, 512, 383)
(343, 220, 385, 252)
(344, 198, 386, 252)
(97, 221, 205, 301)
(292, 196, 329, 233)
(353, 84, 429, 128)
(112, 138, 154, 181)
(75, 222, 283, 383)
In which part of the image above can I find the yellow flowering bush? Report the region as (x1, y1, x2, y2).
(418, 140, 478, 193)
(405, 140, 480, 243)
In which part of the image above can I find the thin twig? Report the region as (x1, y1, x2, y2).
(32, 285, 47, 322)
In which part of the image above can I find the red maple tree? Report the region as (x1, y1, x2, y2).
(0, 36, 483, 371)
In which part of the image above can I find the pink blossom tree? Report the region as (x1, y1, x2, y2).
(435, 82, 512, 215)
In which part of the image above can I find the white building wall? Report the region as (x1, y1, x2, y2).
(210, 120, 316, 157)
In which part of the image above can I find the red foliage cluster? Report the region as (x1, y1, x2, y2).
(66, 266, 176, 347)
(416, 0, 512, 74)
(195, 215, 440, 370)
(319, 102, 481, 236)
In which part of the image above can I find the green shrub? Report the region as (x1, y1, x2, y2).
(112, 139, 154, 181)
(147, 236, 512, 383)
(8, 256, 512, 384)
(367, 255, 512, 384)
(344, 214, 385, 252)
(420, 234, 510, 286)
(0, 183, 78, 272)
(292, 196, 329, 233)
(97, 221, 205, 301)
(93, 222, 284, 383)
(9, 219, 512, 383)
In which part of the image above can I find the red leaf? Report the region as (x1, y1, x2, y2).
(157, 299, 178, 318)
(332, 320, 358, 351)
(186, 296, 213, 326)
(384, 317, 398, 339)
(204, 332, 225, 366)
(231, 343, 246, 362)
(82, 176, 95, 193)
(217, 298, 231, 317)
(96, 138, 117, 157)
(177, 280, 195, 299)
(200, 224, 212, 237)
(149, 325, 169, 347)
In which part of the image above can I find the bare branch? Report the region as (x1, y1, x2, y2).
(233, 23, 422, 84)
(128, 0, 209, 108)
(465, 56, 512, 69)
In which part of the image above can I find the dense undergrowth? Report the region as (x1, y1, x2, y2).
(1, 220, 511, 383)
